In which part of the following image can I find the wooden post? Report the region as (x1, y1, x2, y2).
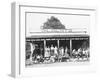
(57, 39, 59, 48)
(70, 39, 72, 57)
(44, 39, 46, 57)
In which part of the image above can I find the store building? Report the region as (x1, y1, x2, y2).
(26, 29, 89, 58)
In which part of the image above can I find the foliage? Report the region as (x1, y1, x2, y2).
(42, 16, 65, 29)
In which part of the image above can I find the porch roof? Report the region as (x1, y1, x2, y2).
(26, 34, 89, 39)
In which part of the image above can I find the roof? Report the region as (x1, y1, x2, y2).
(26, 34, 89, 39)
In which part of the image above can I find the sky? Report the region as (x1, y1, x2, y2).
(26, 12, 90, 36)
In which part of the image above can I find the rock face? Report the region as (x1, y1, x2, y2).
(42, 16, 66, 29)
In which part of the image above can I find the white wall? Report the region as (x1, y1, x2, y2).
(0, 0, 100, 80)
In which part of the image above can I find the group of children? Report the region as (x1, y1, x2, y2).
(43, 45, 70, 63)
(45, 45, 69, 58)
(26, 43, 90, 66)
(72, 48, 90, 60)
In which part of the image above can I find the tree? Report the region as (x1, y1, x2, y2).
(42, 16, 66, 29)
